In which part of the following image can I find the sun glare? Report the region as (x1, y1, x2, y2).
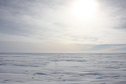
(72, 0, 97, 21)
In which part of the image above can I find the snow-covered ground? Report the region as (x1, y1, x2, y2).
(0, 53, 126, 84)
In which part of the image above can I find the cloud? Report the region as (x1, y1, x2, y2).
(97, 0, 126, 29)
(0, 0, 126, 44)
(0, 33, 42, 42)
(0, 41, 125, 53)
(0, 41, 83, 53)
(87, 44, 126, 53)
(101, 45, 126, 53)
(0, 0, 71, 37)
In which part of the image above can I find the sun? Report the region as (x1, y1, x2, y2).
(72, 0, 97, 21)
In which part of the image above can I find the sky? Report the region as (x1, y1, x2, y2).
(0, 0, 126, 53)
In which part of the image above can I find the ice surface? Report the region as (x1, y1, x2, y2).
(0, 53, 126, 84)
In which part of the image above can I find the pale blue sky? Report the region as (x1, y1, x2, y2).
(0, 0, 126, 53)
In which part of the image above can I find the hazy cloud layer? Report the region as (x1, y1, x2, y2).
(98, 0, 126, 29)
(0, 0, 126, 52)
(0, 41, 125, 53)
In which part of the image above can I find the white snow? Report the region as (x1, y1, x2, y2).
(0, 53, 126, 84)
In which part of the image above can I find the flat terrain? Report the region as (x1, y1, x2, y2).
(0, 53, 126, 84)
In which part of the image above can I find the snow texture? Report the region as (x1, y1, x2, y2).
(0, 53, 126, 84)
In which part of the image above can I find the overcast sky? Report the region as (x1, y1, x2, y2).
(0, 0, 126, 53)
